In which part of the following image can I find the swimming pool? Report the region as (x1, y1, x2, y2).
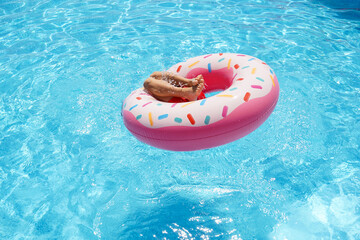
(0, 0, 359, 239)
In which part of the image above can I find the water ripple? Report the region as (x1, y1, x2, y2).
(0, 0, 359, 239)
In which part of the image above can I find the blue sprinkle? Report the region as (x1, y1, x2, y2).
(256, 77, 265, 82)
(200, 99, 207, 106)
(248, 58, 255, 61)
(129, 104, 138, 111)
(174, 117, 182, 123)
(270, 69, 273, 74)
(229, 87, 237, 91)
(242, 66, 250, 69)
(208, 63, 211, 72)
(136, 115, 142, 120)
(204, 115, 210, 125)
(158, 114, 168, 120)
(157, 103, 162, 106)
(218, 58, 225, 62)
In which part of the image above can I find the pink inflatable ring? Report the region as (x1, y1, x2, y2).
(122, 53, 279, 151)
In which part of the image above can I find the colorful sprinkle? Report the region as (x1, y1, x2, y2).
(208, 63, 211, 72)
(204, 54, 212, 58)
(136, 114, 142, 120)
(229, 87, 238, 91)
(171, 103, 178, 108)
(129, 104, 138, 111)
(231, 73, 238, 82)
(237, 78, 244, 81)
(217, 95, 233, 98)
(140, 93, 150, 96)
(251, 68, 256, 74)
(187, 114, 195, 125)
(149, 112, 153, 126)
(218, 58, 225, 62)
(157, 103, 162, 106)
(251, 85, 263, 89)
(174, 117, 182, 123)
(270, 74, 275, 86)
(262, 62, 267, 65)
(237, 54, 246, 56)
(242, 66, 250, 69)
(181, 102, 194, 108)
(177, 65, 182, 72)
(222, 105, 228, 117)
(136, 97, 142, 100)
(256, 77, 264, 82)
(142, 102, 152, 107)
(158, 114, 168, 120)
(248, 58, 255, 61)
(234, 64, 239, 69)
(204, 115, 211, 125)
(244, 92, 251, 102)
(227, 59, 232, 69)
(188, 61, 200, 68)
(219, 53, 223, 56)
(270, 69, 274, 74)
(200, 99, 207, 106)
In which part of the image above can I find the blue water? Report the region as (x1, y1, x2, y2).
(0, 0, 359, 239)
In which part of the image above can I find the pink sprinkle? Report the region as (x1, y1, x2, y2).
(237, 54, 246, 56)
(171, 103, 178, 108)
(204, 54, 212, 58)
(222, 105, 228, 117)
(231, 73, 238, 82)
(251, 85, 263, 89)
(140, 93, 150, 96)
(142, 102, 152, 107)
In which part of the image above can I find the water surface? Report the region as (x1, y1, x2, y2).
(0, 0, 359, 239)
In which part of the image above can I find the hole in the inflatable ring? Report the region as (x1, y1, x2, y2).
(185, 66, 234, 96)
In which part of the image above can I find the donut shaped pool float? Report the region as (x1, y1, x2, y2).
(122, 53, 279, 151)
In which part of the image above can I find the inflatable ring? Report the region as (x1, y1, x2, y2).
(122, 53, 279, 151)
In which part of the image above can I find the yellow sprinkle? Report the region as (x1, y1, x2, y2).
(251, 68, 256, 74)
(149, 112, 153, 126)
(217, 95, 234, 98)
(181, 102, 194, 108)
(227, 59, 232, 69)
(188, 61, 200, 68)
(270, 75, 275, 87)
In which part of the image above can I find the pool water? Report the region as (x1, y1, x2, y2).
(0, 0, 359, 239)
